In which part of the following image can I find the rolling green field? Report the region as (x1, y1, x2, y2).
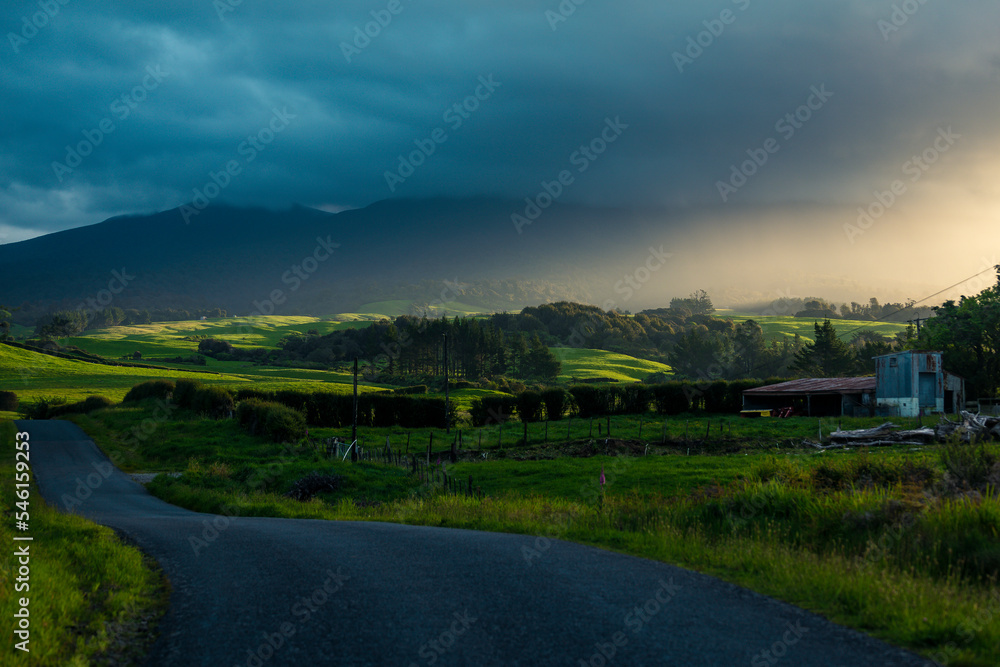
(353, 300, 488, 318)
(552, 347, 671, 382)
(719, 312, 909, 342)
(0, 343, 384, 403)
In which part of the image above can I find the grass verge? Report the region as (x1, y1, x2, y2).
(1, 419, 168, 667)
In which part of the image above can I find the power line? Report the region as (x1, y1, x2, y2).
(834, 265, 998, 342)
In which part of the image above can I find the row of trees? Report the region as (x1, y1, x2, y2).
(202, 315, 563, 383)
(33, 307, 228, 338)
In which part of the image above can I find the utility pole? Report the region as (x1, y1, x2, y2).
(351, 357, 358, 461)
(908, 317, 929, 334)
(443, 333, 450, 434)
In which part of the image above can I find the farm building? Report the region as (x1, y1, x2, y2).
(741, 350, 965, 418)
(741, 377, 876, 418)
(874, 350, 965, 417)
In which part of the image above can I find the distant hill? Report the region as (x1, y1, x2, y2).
(0, 198, 658, 325)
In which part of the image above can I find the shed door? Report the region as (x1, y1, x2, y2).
(918, 373, 936, 407)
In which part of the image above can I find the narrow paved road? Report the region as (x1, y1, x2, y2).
(21, 420, 926, 666)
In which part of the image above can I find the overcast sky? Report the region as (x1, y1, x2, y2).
(2, 0, 998, 299)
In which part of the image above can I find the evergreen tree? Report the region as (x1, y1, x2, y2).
(790, 320, 854, 377)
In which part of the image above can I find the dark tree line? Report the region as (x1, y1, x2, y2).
(33, 307, 228, 338)
(205, 315, 562, 383)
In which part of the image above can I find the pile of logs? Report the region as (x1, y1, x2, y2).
(808, 412, 1000, 450)
(936, 411, 1000, 443)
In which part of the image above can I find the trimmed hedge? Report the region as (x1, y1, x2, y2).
(516, 391, 544, 423)
(24, 395, 113, 419)
(122, 379, 174, 403)
(192, 386, 234, 419)
(541, 388, 568, 421)
(237, 400, 306, 442)
(470, 395, 517, 426)
(173, 379, 202, 409)
(0, 390, 17, 412)
(233, 389, 452, 429)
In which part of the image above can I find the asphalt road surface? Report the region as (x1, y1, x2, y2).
(20, 420, 928, 666)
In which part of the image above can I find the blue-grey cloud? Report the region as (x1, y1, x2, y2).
(2, 0, 999, 250)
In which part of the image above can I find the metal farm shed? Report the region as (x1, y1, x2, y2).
(741, 377, 877, 417)
(874, 350, 965, 417)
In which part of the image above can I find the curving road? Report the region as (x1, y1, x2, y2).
(20, 420, 926, 666)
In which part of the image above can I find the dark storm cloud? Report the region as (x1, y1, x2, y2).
(1, 0, 999, 241)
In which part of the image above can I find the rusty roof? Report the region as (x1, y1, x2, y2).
(743, 377, 876, 395)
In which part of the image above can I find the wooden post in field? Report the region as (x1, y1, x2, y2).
(351, 357, 359, 462)
(406, 432, 411, 454)
(638, 418, 643, 441)
(589, 417, 593, 438)
(544, 421, 548, 444)
(567, 416, 572, 441)
(451, 433, 458, 463)
(704, 420, 710, 440)
(662, 420, 667, 444)
(467, 475, 473, 498)
(606, 415, 611, 436)
(479, 429, 482, 448)
(443, 333, 450, 434)
(427, 432, 433, 465)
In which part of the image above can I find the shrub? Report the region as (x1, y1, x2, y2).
(569, 385, 610, 418)
(651, 383, 690, 415)
(541, 388, 568, 421)
(122, 379, 175, 403)
(45, 396, 114, 418)
(516, 390, 544, 423)
(263, 403, 307, 442)
(192, 386, 234, 419)
(470, 395, 517, 426)
(236, 400, 307, 441)
(393, 385, 428, 395)
(173, 379, 203, 409)
(285, 473, 342, 501)
(0, 390, 18, 412)
(197, 338, 234, 355)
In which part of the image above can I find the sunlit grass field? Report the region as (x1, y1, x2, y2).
(552, 347, 672, 382)
(720, 312, 909, 342)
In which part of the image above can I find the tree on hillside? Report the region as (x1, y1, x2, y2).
(790, 320, 855, 377)
(523, 334, 561, 381)
(849, 330, 896, 375)
(919, 267, 1000, 398)
(669, 290, 714, 316)
(0, 306, 11, 340)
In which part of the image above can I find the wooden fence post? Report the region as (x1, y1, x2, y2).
(427, 432, 433, 465)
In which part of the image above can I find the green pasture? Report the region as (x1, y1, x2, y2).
(353, 300, 488, 318)
(552, 347, 672, 382)
(723, 314, 908, 342)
